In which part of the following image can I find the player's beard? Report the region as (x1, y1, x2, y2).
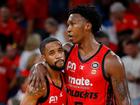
(47, 60, 65, 71)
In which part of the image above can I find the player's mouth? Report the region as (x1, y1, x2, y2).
(68, 33, 73, 41)
(55, 59, 65, 66)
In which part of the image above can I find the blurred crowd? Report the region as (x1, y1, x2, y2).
(0, 0, 140, 105)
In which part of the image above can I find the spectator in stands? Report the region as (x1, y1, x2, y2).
(23, 0, 48, 35)
(110, 2, 140, 57)
(44, 18, 67, 44)
(110, 2, 140, 41)
(0, 6, 22, 52)
(7, 51, 41, 105)
(7, 70, 29, 105)
(1, 43, 20, 98)
(7, 0, 24, 21)
(95, 31, 118, 52)
(19, 33, 41, 71)
(4, 44, 20, 71)
(122, 39, 140, 105)
(0, 49, 16, 105)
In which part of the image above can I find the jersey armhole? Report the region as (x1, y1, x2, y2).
(102, 50, 111, 81)
(37, 77, 50, 104)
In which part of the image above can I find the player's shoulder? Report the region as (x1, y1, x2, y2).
(62, 42, 74, 53)
(105, 51, 121, 62)
(104, 51, 124, 75)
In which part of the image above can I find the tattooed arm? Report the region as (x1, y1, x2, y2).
(20, 78, 46, 105)
(104, 51, 131, 105)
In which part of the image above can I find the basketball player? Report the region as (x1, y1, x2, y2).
(20, 37, 67, 105)
(29, 5, 131, 105)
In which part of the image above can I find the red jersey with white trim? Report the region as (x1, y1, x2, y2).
(65, 44, 115, 105)
(38, 74, 67, 105)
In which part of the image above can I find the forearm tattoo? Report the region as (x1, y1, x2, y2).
(112, 78, 127, 101)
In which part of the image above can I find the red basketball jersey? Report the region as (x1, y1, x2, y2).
(38, 74, 67, 105)
(65, 44, 116, 105)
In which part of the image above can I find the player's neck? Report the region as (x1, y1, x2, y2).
(79, 34, 99, 52)
(47, 67, 62, 88)
(78, 34, 100, 60)
(47, 67, 61, 80)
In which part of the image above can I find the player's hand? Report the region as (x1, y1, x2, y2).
(20, 82, 46, 105)
(26, 80, 46, 100)
(28, 62, 47, 91)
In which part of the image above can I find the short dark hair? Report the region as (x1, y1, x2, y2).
(45, 18, 58, 27)
(123, 39, 139, 46)
(68, 5, 102, 34)
(95, 31, 109, 38)
(39, 37, 60, 54)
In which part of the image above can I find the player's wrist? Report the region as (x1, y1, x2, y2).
(20, 93, 38, 105)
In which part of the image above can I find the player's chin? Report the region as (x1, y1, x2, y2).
(70, 39, 79, 44)
(68, 37, 75, 43)
(58, 65, 64, 69)
(55, 65, 64, 71)
(56, 62, 64, 68)
(58, 60, 65, 66)
(55, 60, 64, 66)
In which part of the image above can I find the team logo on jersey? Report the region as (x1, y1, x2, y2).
(92, 62, 99, 69)
(91, 62, 99, 75)
(49, 96, 58, 103)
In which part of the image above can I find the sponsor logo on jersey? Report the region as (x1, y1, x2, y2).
(66, 61, 76, 72)
(91, 69, 97, 75)
(91, 62, 99, 75)
(66, 88, 98, 99)
(68, 76, 93, 86)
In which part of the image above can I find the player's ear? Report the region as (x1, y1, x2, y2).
(41, 55, 46, 61)
(85, 22, 92, 31)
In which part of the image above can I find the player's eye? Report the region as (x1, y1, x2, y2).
(49, 50, 55, 55)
